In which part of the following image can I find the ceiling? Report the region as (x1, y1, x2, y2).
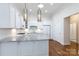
(12, 3, 67, 17)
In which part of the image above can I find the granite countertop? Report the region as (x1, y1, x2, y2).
(0, 34, 48, 42)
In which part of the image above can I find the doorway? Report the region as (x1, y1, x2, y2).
(64, 13, 79, 56)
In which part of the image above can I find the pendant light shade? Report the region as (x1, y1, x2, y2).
(23, 3, 28, 29)
(23, 3, 28, 21)
(37, 8, 42, 22)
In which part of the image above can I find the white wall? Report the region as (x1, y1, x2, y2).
(51, 4, 79, 45)
(28, 16, 51, 27)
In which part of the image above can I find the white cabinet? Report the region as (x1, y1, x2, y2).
(15, 10, 24, 28)
(10, 5, 16, 28)
(0, 4, 24, 28)
(10, 5, 24, 28)
(18, 42, 33, 56)
(0, 4, 10, 28)
(32, 41, 48, 56)
(0, 40, 48, 56)
(18, 41, 48, 56)
(1, 42, 17, 56)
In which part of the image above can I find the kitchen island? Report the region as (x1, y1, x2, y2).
(0, 35, 48, 56)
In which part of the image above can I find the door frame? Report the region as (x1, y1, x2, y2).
(64, 13, 79, 55)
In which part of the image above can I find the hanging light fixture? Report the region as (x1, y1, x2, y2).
(36, 8, 42, 33)
(23, 3, 28, 28)
(37, 3, 44, 22)
(37, 8, 42, 22)
(23, 3, 29, 33)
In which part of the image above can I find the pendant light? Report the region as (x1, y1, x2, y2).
(37, 3, 44, 22)
(23, 3, 28, 28)
(23, 3, 29, 33)
(36, 8, 42, 33)
(37, 8, 42, 22)
(36, 4, 43, 33)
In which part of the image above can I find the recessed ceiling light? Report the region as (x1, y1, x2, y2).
(30, 9, 32, 12)
(50, 3, 53, 6)
(38, 4, 44, 9)
(45, 10, 48, 13)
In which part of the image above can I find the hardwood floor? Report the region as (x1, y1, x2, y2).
(49, 39, 69, 56)
(49, 39, 79, 56)
(64, 41, 79, 56)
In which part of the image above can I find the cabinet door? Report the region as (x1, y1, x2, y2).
(0, 4, 10, 28)
(10, 5, 16, 28)
(10, 5, 24, 28)
(15, 10, 23, 28)
(18, 41, 48, 56)
(1, 42, 17, 56)
(18, 42, 33, 56)
(32, 41, 48, 56)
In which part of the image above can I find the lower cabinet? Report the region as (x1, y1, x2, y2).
(18, 42, 33, 56)
(32, 41, 48, 56)
(18, 40, 48, 56)
(0, 42, 17, 56)
(0, 40, 48, 56)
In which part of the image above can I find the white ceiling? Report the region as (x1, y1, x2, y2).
(12, 3, 67, 17)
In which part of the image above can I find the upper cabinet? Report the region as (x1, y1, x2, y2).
(0, 4, 10, 28)
(15, 9, 24, 28)
(10, 5, 16, 28)
(10, 4, 24, 28)
(0, 3, 24, 28)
